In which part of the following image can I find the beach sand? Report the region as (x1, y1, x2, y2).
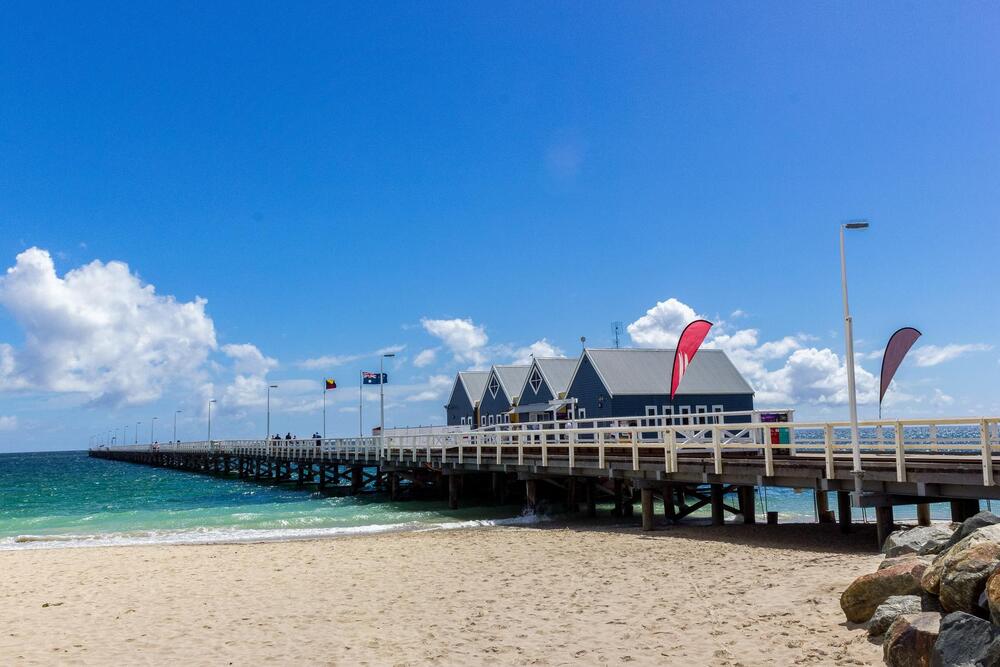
(1, 521, 883, 666)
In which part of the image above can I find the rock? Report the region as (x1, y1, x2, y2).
(884, 612, 941, 667)
(869, 595, 923, 637)
(885, 525, 956, 558)
(937, 541, 1000, 613)
(923, 525, 1000, 596)
(931, 611, 1000, 667)
(881, 554, 934, 571)
(942, 512, 1000, 552)
(842, 560, 929, 623)
(985, 570, 1000, 625)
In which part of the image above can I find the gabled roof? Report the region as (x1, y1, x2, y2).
(454, 371, 489, 406)
(484, 365, 530, 404)
(520, 357, 578, 400)
(571, 348, 753, 397)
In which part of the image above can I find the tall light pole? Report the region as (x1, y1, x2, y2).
(207, 399, 216, 441)
(840, 220, 869, 496)
(135, 421, 141, 444)
(150, 417, 158, 443)
(173, 410, 182, 443)
(123, 424, 128, 445)
(379, 353, 395, 441)
(266, 384, 278, 439)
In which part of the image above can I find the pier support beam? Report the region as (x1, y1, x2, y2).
(525, 479, 538, 511)
(585, 480, 596, 518)
(389, 472, 399, 501)
(351, 466, 363, 493)
(623, 487, 634, 518)
(710, 484, 724, 526)
(663, 484, 677, 523)
(738, 486, 756, 524)
(837, 491, 853, 533)
(641, 488, 655, 531)
(448, 474, 460, 510)
(876, 505, 895, 548)
(816, 490, 832, 523)
(492, 472, 504, 504)
(917, 503, 931, 527)
(566, 479, 577, 512)
(612, 478, 623, 517)
(950, 499, 980, 523)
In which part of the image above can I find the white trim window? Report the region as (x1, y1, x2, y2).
(645, 405, 658, 427)
(577, 408, 587, 420)
(679, 406, 691, 425)
(696, 405, 707, 425)
(712, 405, 724, 424)
(488, 414, 495, 426)
(480, 415, 486, 427)
(529, 368, 543, 394)
(663, 405, 674, 426)
(488, 375, 500, 399)
(460, 417, 466, 425)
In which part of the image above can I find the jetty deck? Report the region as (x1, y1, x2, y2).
(90, 415, 1000, 545)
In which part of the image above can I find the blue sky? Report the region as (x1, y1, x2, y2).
(1, 3, 998, 451)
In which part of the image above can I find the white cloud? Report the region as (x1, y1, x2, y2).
(222, 343, 277, 376)
(421, 317, 489, 367)
(403, 374, 453, 402)
(0, 247, 217, 405)
(911, 343, 992, 367)
(0, 415, 17, 431)
(298, 344, 405, 370)
(413, 348, 438, 368)
(511, 339, 565, 365)
(626, 298, 700, 348)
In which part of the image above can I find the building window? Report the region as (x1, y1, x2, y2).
(529, 368, 543, 394)
(696, 405, 707, 425)
(460, 417, 466, 425)
(481, 416, 486, 427)
(577, 408, 586, 420)
(488, 414, 495, 426)
(712, 405, 724, 424)
(488, 375, 500, 399)
(663, 405, 674, 426)
(679, 406, 691, 425)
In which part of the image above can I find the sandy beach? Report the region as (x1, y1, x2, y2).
(1, 521, 883, 666)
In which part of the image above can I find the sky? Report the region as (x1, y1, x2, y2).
(1, 3, 998, 452)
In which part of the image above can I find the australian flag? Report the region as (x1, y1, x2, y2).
(362, 371, 388, 385)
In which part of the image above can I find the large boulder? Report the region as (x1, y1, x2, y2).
(931, 611, 1000, 667)
(884, 612, 941, 667)
(942, 511, 1000, 552)
(923, 524, 1000, 596)
(885, 525, 955, 558)
(869, 595, 923, 637)
(985, 570, 1000, 625)
(881, 554, 935, 571)
(931, 542, 1000, 614)
(842, 559, 929, 623)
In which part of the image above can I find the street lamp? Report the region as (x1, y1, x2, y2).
(123, 424, 128, 446)
(207, 399, 217, 442)
(266, 384, 278, 439)
(135, 421, 141, 444)
(150, 417, 158, 444)
(173, 410, 182, 443)
(379, 353, 395, 442)
(840, 220, 869, 496)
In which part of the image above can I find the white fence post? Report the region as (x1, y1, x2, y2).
(983, 419, 994, 487)
(895, 421, 906, 483)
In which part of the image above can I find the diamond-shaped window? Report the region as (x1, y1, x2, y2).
(488, 375, 500, 398)
(529, 368, 543, 394)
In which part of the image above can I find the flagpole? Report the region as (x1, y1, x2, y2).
(359, 370, 363, 439)
(323, 387, 327, 440)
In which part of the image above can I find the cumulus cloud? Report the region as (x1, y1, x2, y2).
(626, 298, 700, 348)
(403, 374, 453, 402)
(0, 415, 17, 431)
(222, 343, 277, 376)
(218, 343, 280, 411)
(511, 339, 565, 365)
(421, 318, 489, 367)
(298, 344, 405, 370)
(0, 247, 217, 405)
(413, 348, 438, 368)
(911, 343, 992, 367)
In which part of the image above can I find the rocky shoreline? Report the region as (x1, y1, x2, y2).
(841, 511, 1000, 666)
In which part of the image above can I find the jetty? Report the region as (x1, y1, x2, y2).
(90, 414, 1000, 545)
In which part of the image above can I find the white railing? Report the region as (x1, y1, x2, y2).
(91, 416, 1000, 486)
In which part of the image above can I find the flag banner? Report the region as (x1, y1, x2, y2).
(325, 378, 337, 390)
(879, 327, 922, 414)
(670, 319, 714, 399)
(362, 371, 388, 385)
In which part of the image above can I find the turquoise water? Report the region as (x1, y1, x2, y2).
(0, 451, 983, 550)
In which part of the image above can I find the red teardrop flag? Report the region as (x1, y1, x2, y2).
(879, 327, 922, 415)
(670, 319, 714, 399)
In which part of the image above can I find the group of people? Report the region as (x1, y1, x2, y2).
(269, 433, 298, 440)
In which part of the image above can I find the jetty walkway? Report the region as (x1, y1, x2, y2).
(90, 415, 1000, 545)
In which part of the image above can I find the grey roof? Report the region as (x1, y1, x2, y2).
(531, 357, 578, 397)
(491, 365, 531, 402)
(582, 348, 753, 396)
(457, 371, 489, 405)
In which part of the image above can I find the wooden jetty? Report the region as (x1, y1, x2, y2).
(89, 415, 1000, 546)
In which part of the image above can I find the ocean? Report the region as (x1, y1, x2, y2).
(0, 450, 980, 550)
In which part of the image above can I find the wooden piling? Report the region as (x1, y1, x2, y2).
(585, 480, 596, 517)
(389, 472, 399, 501)
(710, 484, 724, 526)
(837, 491, 852, 533)
(917, 503, 931, 527)
(448, 474, 460, 510)
(876, 505, 895, 548)
(738, 486, 756, 524)
(662, 483, 677, 522)
(816, 490, 832, 523)
(950, 499, 980, 523)
(525, 479, 538, 511)
(641, 488, 654, 531)
(612, 478, 623, 517)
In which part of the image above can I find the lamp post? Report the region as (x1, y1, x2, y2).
(135, 421, 141, 444)
(207, 399, 216, 442)
(150, 417, 158, 444)
(840, 220, 870, 496)
(123, 424, 128, 446)
(266, 384, 278, 439)
(173, 410, 182, 443)
(379, 353, 395, 443)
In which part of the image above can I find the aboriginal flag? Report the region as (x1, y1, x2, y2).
(325, 378, 337, 390)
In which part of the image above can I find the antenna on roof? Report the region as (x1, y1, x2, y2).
(612, 321, 623, 349)
(580, 336, 586, 350)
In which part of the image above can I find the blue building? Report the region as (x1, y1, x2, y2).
(564, 348, 754, 423)
(445, 371, 489, 427)
(477, 365, 530, 427)
(511, 357, 579, 422)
